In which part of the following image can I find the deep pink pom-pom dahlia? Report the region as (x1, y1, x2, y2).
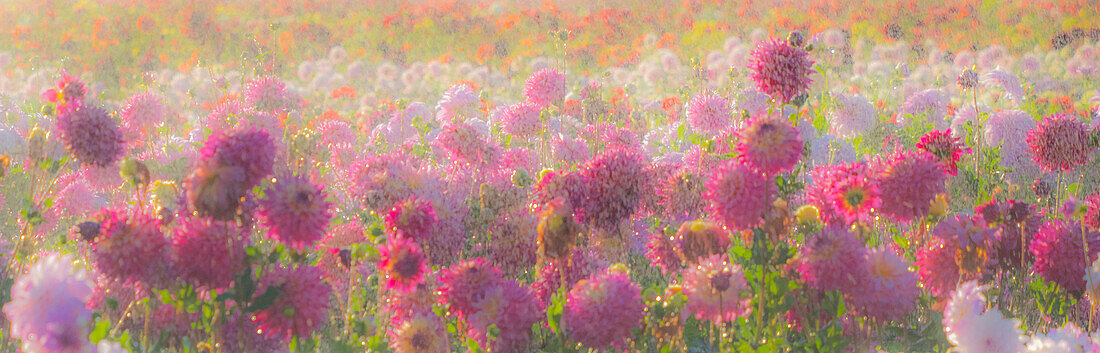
(747, 38, 815, 103)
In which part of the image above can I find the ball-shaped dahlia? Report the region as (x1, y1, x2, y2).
(93, 209, 173, 286)
(435, 83, 479, 123)
(384, 196, 437, 242)
(1031, 220, 1100, 292)
(243, 76, 295, 113)
(811, 162, 880, 225)
(378, 235, 429, 294)
(55, 103, 125, 167)
(552, 137, 591, 164)
(524, 68, 567, 108)
(828, 93, 876, 139)
(747, 38, 815, 103)
(252, 265, 333, 341)
(3, 254, 95, 353)
(438, 258, 506, 318)
(797, 225, 868, 292)
(259, 174, 332, 249)
(846, 247, 919, 322)
(704, 160, 773, 231)
(562, 269, 645, 349)
(683, 254, 750, 323)
(171, 218, 246, 290)
(917, 129, 972, 176)
(120, 92, 167, 141)
(500, 101, 544, 138)
(875, 151, 946, 222)
(1026, 113, 1092, 172)
(575, 148, 651, 231)
(685, 93, 733, 136)
(433, 120, 500, 167)
(735, 117, 804, 175)
(199, 128, 277, 188)
(388, 312, 450, 353)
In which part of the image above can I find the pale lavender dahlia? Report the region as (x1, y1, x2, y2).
(704, 159, 773, 231)
(433, 120, 500, 168)
(3, 254, 95, 353)
(684, 92, 733, 136)
(875, 150, 946, 222)
(260, 174, 332, 249)
(1026, 113, 1092, 172)
(747, 38, 815, 103)
(797, 225, 867, 292)
(683, 254, 750, 323)
(846, 247, 919, 322)
(828, 93, 876, 139)
(562, 269, 645, 349)
(244, 76, 296, 113)
(552, 137, 591, 164)
(55, 103, 125, 167)
(735, 117, 804, 175)
(171, 218, 245, 290)
(120, 92, 167, 141)
(252, 265, 333, 341)
(524, 68, 567, 108)
(435, 83, 479, 123)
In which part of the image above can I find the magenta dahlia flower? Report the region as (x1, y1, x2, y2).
(811, 162, 880, 225)
(735, 117, 804, 175)
(645, 232, 683, 276)
(562, 269, 645, 349)
(798, 225, 868, 292)
(466, 280, 542, 352)
(683, 254, 750, 323)
(846, 247, 919, 322)
(685, 93, 733, 136)
(524, 68, 567, 108)
(574, 148, 651, 231)
(93, 209, 173, 286)
(3, 254, 95, 353)
(42, 72, 86, 108)
(875, 150, 946, 222)
(747, 38, 815, 103)
(259, 174, 332, 249)
(198, 128, 277, 188)
(55, 103, 125, 167)
(384, 196, 437, 242)
(656, 167, 707, 221)
(378, 235, 429, 294)
(500, 101, 543, 138)
(252, 265, 332, 341)
(916, 129, 972, 176)
(1026, 113, 1092, 172)
(171, 218, 246, 290)
(1031, 219, 1100, 292)
(704, 159, 773, 231)
(438, 258, 506, 318)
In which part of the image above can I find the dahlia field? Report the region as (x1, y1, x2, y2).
(1, 1, 1100, 352)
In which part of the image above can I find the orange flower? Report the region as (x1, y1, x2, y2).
(331, 86, 358, 100)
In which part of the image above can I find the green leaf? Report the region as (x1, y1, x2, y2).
(249, 286, 282, 312)
(89, 318, 111, 342)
